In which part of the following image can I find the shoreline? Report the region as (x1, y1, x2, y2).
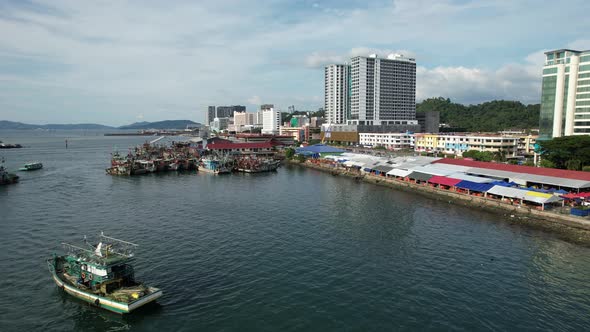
(288, 160, 590, 246)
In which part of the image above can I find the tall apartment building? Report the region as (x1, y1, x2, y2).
(349, 54, 417, 126)
(324, 64, 350, 124)
(234, 111, 256, 126)
(539, 49, 590, 138)
(216, 105, 246, 119)
(262, 107, 281, 134)
(207, 106, 216, 126)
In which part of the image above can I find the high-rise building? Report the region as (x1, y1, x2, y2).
(349, 53, 416, 126)
(262, 107, 281, 134)
(234, 111, 256, 126)
(325, 64, 350, 124)
(207, 106, 216, 126)
(539, 49, 590, 138)
(216, 105, 245, 119)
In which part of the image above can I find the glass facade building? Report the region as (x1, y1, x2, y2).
(539, 49, 590, 138)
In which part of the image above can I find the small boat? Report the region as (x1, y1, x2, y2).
(19, 162, 43, 171)
(47, 232, 163, 314)
(0, 163, 19, 185)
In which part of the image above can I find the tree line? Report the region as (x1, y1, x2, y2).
(417, 97, 540, 132)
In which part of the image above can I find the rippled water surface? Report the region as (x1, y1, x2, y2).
(1, 130, 590, 331)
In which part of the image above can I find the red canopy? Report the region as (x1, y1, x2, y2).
(428, 175, 462, 187)
(561, 192, 590, 199)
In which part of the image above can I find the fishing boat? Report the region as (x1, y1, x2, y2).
(19, 162, 43, 171)
(199, 157, 231, 174)
(47, 232, 163, 314)
(0, 162, 19, 185)
(235, 157, 281, 173)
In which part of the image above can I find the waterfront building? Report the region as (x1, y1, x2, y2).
(262, 108, 281, 134)
(414, 133, 519, 156)
(349, 53, 417, 126)
(280, 125, 310, 143)
(325, 64, 350, 124)
(416, 111, 440, 133)
(205, 141, 277, 156)
(539, 49, 590, 138)
(236, 133, 295, 146)
(359, 133, 414, 150)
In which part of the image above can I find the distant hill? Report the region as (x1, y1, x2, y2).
(0, 120, 201, 130)
(118, 120, 201, 130)
(417, 97, 540, 132)
(0, 121, 114, 130)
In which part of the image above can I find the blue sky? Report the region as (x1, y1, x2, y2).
(0, 0, 589, 126)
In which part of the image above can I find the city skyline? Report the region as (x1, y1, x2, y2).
(1, 0, 589, 126)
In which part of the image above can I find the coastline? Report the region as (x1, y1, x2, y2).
(288, 159, 590, 246)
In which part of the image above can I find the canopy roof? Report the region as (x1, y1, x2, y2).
(407, 171, 433, 182)
(487, 186, 563, 204)
(455, 181, 495, 192)
(386, 168, 413, 177)
(561, 192, 590, 199)
(373, 165, 394, 173)
(428, 175, 462, 187)
(296, 144, 344, 154)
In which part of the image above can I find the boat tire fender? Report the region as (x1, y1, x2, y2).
(95, 298, 100, 306)
(88, 273, 93, 281)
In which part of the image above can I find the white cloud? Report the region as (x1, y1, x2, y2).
(417, 51, 543, 104)
(0, 0, 589, 124)
(247, 95, 262, 105)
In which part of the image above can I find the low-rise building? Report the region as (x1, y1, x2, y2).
(359, 133, 414, 150)
(280, 126, 310, 143)
(414, 133, 519, 156)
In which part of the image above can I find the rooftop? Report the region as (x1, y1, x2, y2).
(434, 158, 590, 181)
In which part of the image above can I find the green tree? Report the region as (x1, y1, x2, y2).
(417, 97, 540, 132)
(296, 154, 306, 163)
(285, 148, 295, 159)
(538, 136, 590, 169)
(539, 159, 556, 168)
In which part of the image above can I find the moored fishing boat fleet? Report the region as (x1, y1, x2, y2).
(106, 138, 282, 176)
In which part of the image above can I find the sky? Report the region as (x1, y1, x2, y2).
(0, 0, 589, 126)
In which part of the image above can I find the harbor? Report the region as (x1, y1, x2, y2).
(2, 132, 590, 331)
(106, 137, 283, 176)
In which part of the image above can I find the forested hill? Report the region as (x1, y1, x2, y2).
(417, 97, 540, 132)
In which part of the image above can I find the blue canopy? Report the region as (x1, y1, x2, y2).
(490, 181, 518, 187)
(295, 144, 345, 154)
(456, 180, 495, 192)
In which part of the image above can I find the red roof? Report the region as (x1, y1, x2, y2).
(427, 175, 462, 187)
(206, 142, 274, 150)
(561, 192, 590, 199)
(434, 158, 590, 181)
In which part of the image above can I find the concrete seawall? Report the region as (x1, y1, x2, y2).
(288, 160, 590, 244)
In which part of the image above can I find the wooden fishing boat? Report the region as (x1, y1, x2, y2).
(47, 232, 163, 314)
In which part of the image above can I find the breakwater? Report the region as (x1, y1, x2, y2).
(291, 159, 590, 243)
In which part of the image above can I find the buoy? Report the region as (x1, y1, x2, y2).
(95, 298, 100, 306)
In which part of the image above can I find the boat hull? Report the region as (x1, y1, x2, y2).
(48, 259, 162, 314)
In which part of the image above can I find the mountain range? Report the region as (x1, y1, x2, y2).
(0, 120, 201, 130)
